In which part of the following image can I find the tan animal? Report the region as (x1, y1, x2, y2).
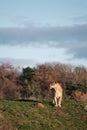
(50, 82, 63, 107)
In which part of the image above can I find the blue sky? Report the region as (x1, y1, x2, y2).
(0, 0, 87, 67)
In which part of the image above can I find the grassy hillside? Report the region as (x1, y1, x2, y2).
(0, 98, 87, 130)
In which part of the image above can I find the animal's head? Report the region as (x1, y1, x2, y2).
(50, 82, 56, 89)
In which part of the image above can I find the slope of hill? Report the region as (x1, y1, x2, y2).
(0, 99, 87, 130)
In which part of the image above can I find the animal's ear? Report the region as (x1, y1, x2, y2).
(53, 81, 55, 84)
(50, 81, 56, 86)
(51, 81, 55, 85)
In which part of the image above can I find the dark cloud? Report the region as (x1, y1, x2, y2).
(0, 24, 87, 44)
(0, 23, 87, 59)
(67, 47, 87, 59)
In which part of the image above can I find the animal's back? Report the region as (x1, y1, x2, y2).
(55, 83, 63, 94)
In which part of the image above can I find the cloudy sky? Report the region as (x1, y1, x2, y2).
(0, 0, 87, 68)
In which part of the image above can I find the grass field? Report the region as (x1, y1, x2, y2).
(0, 98, 87, 130)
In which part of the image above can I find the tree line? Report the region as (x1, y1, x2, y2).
(0, 63, 87, 99)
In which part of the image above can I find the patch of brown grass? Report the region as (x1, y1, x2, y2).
(0, 113, 16, 130)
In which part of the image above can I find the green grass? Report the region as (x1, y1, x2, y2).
(0, 98, 87, 130)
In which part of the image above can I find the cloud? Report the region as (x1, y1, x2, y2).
(72, 15, 87, 24)
(67, 47, 87, 59)
(0, 24, 87, 43)
(0, 58, 37, 67)
(0, 23, 87, 59)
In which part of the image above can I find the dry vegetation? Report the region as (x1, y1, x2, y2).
(0, 63, 87, 100)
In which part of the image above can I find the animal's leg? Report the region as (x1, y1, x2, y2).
(53, 99, 55, 104)
(54, 97, 58, 107)
(58, 96, 62, 107)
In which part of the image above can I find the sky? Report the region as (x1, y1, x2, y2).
(0, 0, 87, 68)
